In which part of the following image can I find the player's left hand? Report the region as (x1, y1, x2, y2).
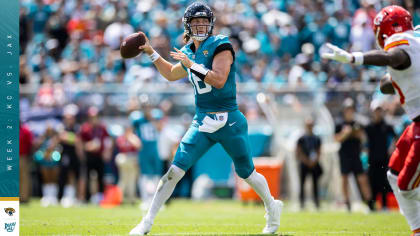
(170, 47, 193, 68)
(321, 43, 353, 63)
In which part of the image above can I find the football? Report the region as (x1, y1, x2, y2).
(120, 31, 146, 59)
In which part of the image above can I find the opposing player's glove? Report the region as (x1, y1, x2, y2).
(321, 43, 364, 65)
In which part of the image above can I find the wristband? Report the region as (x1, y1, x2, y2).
(352, 52, 364, 65)
(149, 50, 161, 62)
(190, 63, 209, 80)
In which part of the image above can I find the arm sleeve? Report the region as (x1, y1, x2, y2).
(213, 43, 235, 61)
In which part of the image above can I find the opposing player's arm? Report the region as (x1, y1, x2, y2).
(361, 47, 411, 70)
(322, 43, 411, 69)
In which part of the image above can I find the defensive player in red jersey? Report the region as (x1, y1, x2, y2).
(322, 5, 420, 236)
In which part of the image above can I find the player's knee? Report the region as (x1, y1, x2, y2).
(232, 154, 254, 179)
(162, 165, 185, 183)
(235, 164, 254, 179)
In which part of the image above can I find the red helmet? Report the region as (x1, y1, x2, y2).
(373, 5, 413, 49)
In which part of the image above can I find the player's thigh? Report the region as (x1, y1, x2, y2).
(397, 140, 420, 190)
(389, 124, 413, 172)
(173, 125, 215, 172)
(220, 111, 254, 178)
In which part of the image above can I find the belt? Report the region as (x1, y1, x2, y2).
(413, 115, 420, 123)
(206, 111, 229, 114)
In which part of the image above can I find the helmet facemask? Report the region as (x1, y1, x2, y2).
(183, 2, 215, 42)
(184, 16, 214, 41)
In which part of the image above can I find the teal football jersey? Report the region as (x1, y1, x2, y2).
(130, 110, 160, 159)
(180, 35, 238, 113)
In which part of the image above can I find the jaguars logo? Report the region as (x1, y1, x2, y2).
(4, 208, 15, 216)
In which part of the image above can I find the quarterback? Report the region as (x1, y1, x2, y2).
(129, 2, 283, 235)
(322, 5, 420, 236)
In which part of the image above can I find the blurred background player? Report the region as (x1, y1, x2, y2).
(34, 124, 61, 207)
(296, 117, 323, 210)
(322, 5, 420, 235)
(57, 104, 82, 207)
(365, 100, 396, 211)
(334, 98, 372, 211)
(130, 100, 164, 211)
(130, 2, 283, 235)
(79, 106, 113, 204)
(115, 126, 142, 205)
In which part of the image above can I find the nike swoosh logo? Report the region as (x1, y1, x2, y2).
(229, 122, 236, 126)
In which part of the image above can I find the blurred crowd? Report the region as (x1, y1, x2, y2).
(20, 0, 420, 89)
(18, 0, 420, 210)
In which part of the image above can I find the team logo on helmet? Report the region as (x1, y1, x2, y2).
(374, 12, 384, 26)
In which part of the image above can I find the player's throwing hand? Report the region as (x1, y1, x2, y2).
(138, 35, 153, 55)
(170, 48, 193, 68)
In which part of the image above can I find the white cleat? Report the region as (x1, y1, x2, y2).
(262, 200, 283, 234)
(129, 218, 153, 235)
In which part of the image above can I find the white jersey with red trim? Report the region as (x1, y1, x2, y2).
(384, 30, 420, 120)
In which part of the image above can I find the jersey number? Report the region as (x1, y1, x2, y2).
(189, 67, 212, 94)
(140, 123, 157, 141)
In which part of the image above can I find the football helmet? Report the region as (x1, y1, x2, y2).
(373, 5, 413, 49)
(183, 1, 215, 41)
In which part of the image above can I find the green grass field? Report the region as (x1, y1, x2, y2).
(21, 199, 411, 236)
